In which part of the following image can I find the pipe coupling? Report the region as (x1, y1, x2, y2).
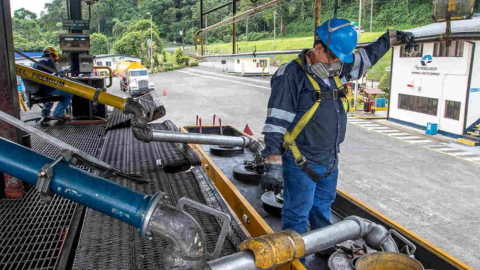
(239, 230, 305, 269)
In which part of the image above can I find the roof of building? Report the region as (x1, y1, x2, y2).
(94, 54, 143, 59)
(407, 18, 480, 39)
(231, 55, 275, 59)
(15, 52, 43, 59)
(363, 88, 385, 95)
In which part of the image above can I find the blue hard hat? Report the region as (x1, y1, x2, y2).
(316, 18, 357, 63)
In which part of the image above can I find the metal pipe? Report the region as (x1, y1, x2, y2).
(0, 110, 126, 175)
(302, 219, 362, 255)
(201, 0, 282, 33)
(207, 251, 259, 270)
(203, 1, 233, 16)
(94, 66, 113, 88)
(147, 201, 207, 269)
(151, 130, 251, 147)
(16, 64, 126, 110)
(0, 137, 151, 227)
(208, 216, 402, 270)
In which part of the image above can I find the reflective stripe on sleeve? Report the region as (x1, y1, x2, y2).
(262, 124, 287, 135)
(267, 108, 296, 122)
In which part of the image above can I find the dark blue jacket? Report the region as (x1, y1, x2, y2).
(262, 31, 391, 165)
(33, 56, 57, 93)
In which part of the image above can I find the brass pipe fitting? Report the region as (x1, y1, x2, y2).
(239, 230, 305, 269)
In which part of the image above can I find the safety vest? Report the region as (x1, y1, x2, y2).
(282, 57, 347, 182)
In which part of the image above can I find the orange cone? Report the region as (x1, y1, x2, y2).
(244, 124, 253, 136)
(163, 88, 167, 96)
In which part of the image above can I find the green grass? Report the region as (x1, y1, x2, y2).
(204, 32, 390, 81)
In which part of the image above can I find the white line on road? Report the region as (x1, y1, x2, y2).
(451, 152, 479, 156)
(407, 140, 432, 144)
(176, 70, 271, 90)
(185, 68, 271, 85)
(465, 156, 480, 161)
(395, 136, 421, 140)
(378, 130, 399, 133)
(387, 133, 410, 136)
(369, 127, 391, 130)
(435, 148, 461, 152)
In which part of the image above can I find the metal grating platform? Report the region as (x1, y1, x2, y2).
(101, 122, 200, 174)
(72, 124, 247, 269)
(0, 114, 105, 270)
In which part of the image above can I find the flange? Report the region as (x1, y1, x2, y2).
(232, 163, 262, 184)
(261, 191, 284, 217)
(210, 146, 245, 157)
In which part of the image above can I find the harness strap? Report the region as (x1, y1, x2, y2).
(283, 57, 343, 182)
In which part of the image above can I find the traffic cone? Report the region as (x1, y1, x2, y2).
(244, 124, 253, 136)
(163, 88, 167, 96)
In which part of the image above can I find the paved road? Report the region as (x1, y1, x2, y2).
(108, 67, 480, 268)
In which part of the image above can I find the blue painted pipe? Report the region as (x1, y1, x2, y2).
(0, 137, 151, 228)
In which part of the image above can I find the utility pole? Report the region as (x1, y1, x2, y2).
(182, 28, 185, 51)
(315, 0, 322, 28)
(200, 0, 204, 56)
(232, 0, 236, 54)
(205, 16, 208, 52)
(146, 12, 153, 72)
(246, 18, 248, 52)
(273, 11, 276, 50)
(359, 0, 362, 31)
(369, 0, 373, 33)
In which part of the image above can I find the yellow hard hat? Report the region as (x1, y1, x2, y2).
(43, 46, 59, 60)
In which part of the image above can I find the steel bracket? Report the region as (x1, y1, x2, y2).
(177, 197, 231, 260)
(92, 89, 102, 106)
(36, 149, 73, 203)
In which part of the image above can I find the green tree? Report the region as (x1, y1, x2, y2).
(91, 33, 109, 54)
(378, 71, 391, 94)
(14, 8, 37, 20)
(114, 29, 163, 57)
(128, 19, 159, 33)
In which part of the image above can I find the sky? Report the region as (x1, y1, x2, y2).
(10, 0, 52, 16)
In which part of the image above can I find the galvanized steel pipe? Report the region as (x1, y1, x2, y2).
(151, 130, 252, 147)
(207, 216, 400, 270)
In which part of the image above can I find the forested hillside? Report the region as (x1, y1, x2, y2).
(12, 0, 480, 56)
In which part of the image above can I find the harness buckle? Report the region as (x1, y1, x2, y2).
(294, 156, 307, 166)
(332, 89, 339, 100)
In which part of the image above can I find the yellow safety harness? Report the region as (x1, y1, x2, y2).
(283, 57, 346, 182)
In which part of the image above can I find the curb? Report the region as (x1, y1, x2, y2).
(351, 114, 387, 120)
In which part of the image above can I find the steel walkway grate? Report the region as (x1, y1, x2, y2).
(0, 191, 75, 270)
(1, 116, 105, 270)
(101, 122, 200, 174)
(72, 124, 247, 269)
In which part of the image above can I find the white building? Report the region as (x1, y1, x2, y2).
(388, 19, 480, 138)
(93, 54, 143, 71)
(15, 52, 44, 67)
(232, 56, 271, 75)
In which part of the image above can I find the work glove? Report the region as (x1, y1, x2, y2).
(260, 155, 284, 195)
(389, 30, 418, 53)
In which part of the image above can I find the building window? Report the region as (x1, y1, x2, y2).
(237, 59, 240, 64)
(106, 61, 112, 67)
(400, 44, 423, 58)
(433, 41, 464, 57)
(398, 94, 438, 116)
(444, 100, 461, 120)
(253, 59, 256, 62)
(259, 59, 267, 67)
(97, 61, 103, 66)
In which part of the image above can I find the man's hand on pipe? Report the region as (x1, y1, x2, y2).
(261, 155, 284, 195)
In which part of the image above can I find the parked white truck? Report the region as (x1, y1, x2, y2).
(116, 60, 154, 97)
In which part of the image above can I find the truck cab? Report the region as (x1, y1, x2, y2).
(127, 68, 154, 96)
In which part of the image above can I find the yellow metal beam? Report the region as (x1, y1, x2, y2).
(181, 126, 306, 270)
(15, 64, 126, 110)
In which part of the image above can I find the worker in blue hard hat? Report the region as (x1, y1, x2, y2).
(260, 18, 416, 263)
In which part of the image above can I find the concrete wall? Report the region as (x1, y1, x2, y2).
(466, 41, 480, 130)
(389, 42, 474, 136)
(233, 57, 270, 74)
